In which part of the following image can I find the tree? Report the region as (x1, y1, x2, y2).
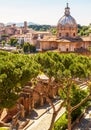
(78, 25, 91, 36)
(0, 51, 40, 109)
(34, 52, 91, 130)
(71, 84, 89, 122)
(23, 42, 30, 53)
(8, 38, 18, 47)
(50, 28, 57, 35)
(29, 44, 36, 52)
(23, 42, 36, 53)
(1, 40, 5, 47)
(28, 25, 51, 31)
(54, 84, 89, 130)
(42, 53, 91, 130)
(59, 54, 91, 130)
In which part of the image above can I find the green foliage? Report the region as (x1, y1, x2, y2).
(29, 44, 36, 52)
(35, 52, 91, 83)
(50, 28, 57, 35)
(59, 83, 89, 122)
(0, 51, 40, 109)
(78, 24, 91, 36)
(28, 25, 51, 31)
(56, 83, 89, 130)
(23, 42, 36, 53)
(28, 25, 57, 35)
(54, 113, 68, 130)
(0, 50, 8, 56)
(8, 38, 18, 47)
(1, 34, 8, 37)
(23, 42, 30, 53)
(70, 84, 89, 121)
(87, 46, 91, 53)
(0, 128, 9, 130)
(1, 40, 5, 47)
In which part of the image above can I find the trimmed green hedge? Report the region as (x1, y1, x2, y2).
(53, 113, 68, 130)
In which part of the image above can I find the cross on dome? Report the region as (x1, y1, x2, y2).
(67, 3, 69, 8)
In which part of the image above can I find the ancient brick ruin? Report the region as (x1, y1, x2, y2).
(0, 77, 59, 129)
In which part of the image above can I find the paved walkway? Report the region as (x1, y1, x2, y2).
(23, 100, 65, 130)
(72, 107, 91, 130)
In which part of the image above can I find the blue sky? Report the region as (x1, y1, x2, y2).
(0, 0, 91, 25)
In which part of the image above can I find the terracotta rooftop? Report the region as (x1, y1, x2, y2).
(39, 36, 57, 41)
(33, 31, 51, 35)
(39, 36, 87, 42)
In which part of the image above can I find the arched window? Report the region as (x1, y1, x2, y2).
(59, 33, 61, 37)
(66, 48, 69, 52)
(66, 33, 69, 37)
(73, 33, 75, 37)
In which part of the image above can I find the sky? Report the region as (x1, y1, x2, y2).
(0, 0, 91, 25)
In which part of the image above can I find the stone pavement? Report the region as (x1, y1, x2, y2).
(72, 106, 91, 130)
(23, 100, 65, 130)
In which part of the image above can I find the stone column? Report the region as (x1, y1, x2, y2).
(25, 97, 30, 115)
(40, 93, 44, 106)
(28, 94, 31, 114)
(20, 104, 25, 118)
(12, 116, 19, 130)
(31, 98, 35, 109)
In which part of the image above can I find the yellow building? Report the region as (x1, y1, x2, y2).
(39, 3, 91, 53)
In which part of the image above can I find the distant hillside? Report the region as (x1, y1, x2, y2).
(28, 25, 57, 35)
(6, 22, 36, 27)
(28, 25, 51, 31)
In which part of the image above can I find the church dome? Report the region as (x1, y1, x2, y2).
(58, 15, 77, 27)
(57, 3, 77, 27)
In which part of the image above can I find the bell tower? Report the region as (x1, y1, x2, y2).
(24, 21, 28, 33)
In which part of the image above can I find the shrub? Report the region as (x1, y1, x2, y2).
(54, 113, 68, 130)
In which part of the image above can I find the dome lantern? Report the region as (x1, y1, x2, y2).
(65, 3, 70, 16)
